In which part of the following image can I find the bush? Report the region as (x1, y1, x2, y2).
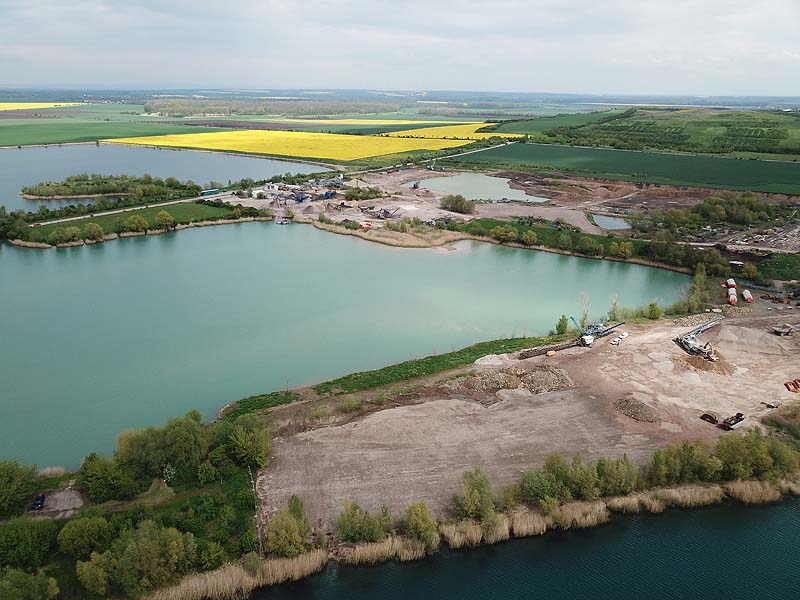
(556, 314, 569, 335)
(440, 194, 475, 214)
(453, 467, 496, 525)
(0, 460, 36, 517)
(123, 214, 148, 232)
(345, 186, 382, 201)
(521, 230, 538, 245)
(57, 516, 113, 559)
(266, 510, 307, 558)
(0, 567, 58, 600)
(84, 222, 105, 241)
(197, 461, 219, 485)
(336, 500, 393, 543)
(78, 454, 138, 503)
(64, 226, 82, 242)
(337, 397, 363, 413)
(401, 502, 439, 552)
(0, 518, 58, 570)
(228, 420, 271, 468)
(154, 210, 176, 230)
(521, 468, 566, 508)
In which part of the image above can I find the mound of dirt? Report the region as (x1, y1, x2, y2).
(447, 366, 573, 395)
(680, 354, 736, 376)
(613, 395, 660, 423)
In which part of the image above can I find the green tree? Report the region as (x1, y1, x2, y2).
(64, 226, 82, 242)
(452, 467, 496, 524)
(45, 227, 68, 245)
(115, 427, 167, 476)
(78, 454, 138, 503)
(336, 500, 393, 543)
(556, 314, 569, 335)
(568, 455, 600, 501)
(521, 468, 566, 508)
(401, 502, 439, 552)
(267, 509, 307, 558)
(440, 194, 475, 214)
(123, 214, 148, 232)
(154, 210, 176, 230)
(0, 567, 59, 600)
(288, 494, 310, 539)
(228, 423, 271, 468)
(197, 461, 219, 485)
(0, 518, 58, 570)
(521, 230, 538, 246)
(57, 516, 113, 559)
(83, 222, 105, 241)
(557, 232, 572, 250)
(740, 263, 759, 281)
(0, 460, 36, 516)
(199, 541, 227, 571)
(164, 411, 207, 471)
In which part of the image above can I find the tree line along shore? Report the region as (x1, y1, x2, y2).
(2, 318, 800, 599)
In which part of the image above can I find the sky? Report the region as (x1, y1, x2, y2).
(0, 0, 798, 95)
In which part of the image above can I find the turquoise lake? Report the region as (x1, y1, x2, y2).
(0, 224, 688, 467)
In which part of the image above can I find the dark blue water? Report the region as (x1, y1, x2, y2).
(0, 144, 321, 212)
(255, 499, 800, 600)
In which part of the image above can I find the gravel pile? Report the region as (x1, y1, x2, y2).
(613, 395, 660, 423)
(447, 366, 574, 394)
(672, 313, 722, 328)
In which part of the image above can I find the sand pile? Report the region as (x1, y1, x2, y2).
(447, 366, 573, 394)
(613, 395, 660, 423)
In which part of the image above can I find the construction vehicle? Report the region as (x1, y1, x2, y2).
(411, 181, 420, 189)
(569, 317, 595, 347)
(675, 318, 723, 361)
(426, 160, 437, 171)
(772, 323, 799, 336)
(720, 413, 745, 430)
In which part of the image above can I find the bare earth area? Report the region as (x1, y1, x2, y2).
(257, 312, 800, 527)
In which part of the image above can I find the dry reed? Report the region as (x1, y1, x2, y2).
(38, 466, 66, 478)
(340, 538, 398, 566)
(439, 520, 483, 549)
(778, 479, 800, 496)
(638, 492, 666, 514)
(482, 514, 511, 544)
(146, 550, 328, 600)
(725, 480, 782, 504)
(395, 537, 430, 562)
(654, 484, 725, 508)
(555, 501, 610, 530)
(510, 508, 552, 537)
(605, 495, 641, 514)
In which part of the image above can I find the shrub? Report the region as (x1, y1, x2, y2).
(0, 460, 36, 517)
(57, 516, 113, 559)
(453, 467, 496, 525)
(521, 468, 566, 509)
(555, 314, 569, 335)
(440, 194, 475, 214)
(78, 454, 138, 503)
(266, 510, 307, 558)
(84, 222, 105, 241)
(337, 398, 362, 413)
(318, 213, 333, 224)
(228, 422, 271, 468)
(154, 210, 176, 230)
(46, 227, 68, 245)
(123, 214, 148, 232)
(197, 461, 219, 485)
(336, 501, 393, 543)
(0, 518, 58, 570)
(521, 230, 538, 245)
(0, 567, 58, 600)
(401, 502, 439, 552)
(64, 226, 82, 242)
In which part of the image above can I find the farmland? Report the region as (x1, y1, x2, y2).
(449, 142, 800, 194)
(107, 129, 472, 161)
(0, 102, 83, 111)
(385, 122, 524, 140)
(485, 109, 625, 134)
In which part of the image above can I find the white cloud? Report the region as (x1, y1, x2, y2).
(0, 0, 797, 94)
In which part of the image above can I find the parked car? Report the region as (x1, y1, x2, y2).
(31, 494, 45, 510)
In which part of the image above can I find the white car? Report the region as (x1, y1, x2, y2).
(610, 338, 620, 346)
(620, 332, 629, 339)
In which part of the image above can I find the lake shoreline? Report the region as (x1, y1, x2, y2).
(148, 479, 800, 600)
(21, 192, 130, 200)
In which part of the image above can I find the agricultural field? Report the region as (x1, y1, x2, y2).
(0, 102, 83, 111)
(486, 109, 625, 134)
(385, 122, 524, 140)
(107, 129, 472, 161)
(0, 102, 230, 146)
(526, 108, 800, 158)
(451, 142, 800, 194)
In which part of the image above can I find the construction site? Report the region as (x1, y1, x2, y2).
(257, 305, 800, 528)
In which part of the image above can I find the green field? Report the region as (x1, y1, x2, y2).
(451, 143, 800, 194)
(488, 110, 624, 134)
(29, 202, 232, 241)
(520, 108, 800, 159)
(757, 254, 800, 280)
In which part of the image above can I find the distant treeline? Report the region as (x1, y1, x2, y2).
(21, 173, 200, 199)
(144, 99, 405, 118)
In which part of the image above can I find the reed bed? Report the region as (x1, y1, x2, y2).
(396, 538, 430, 562)
(725, 480, 783, 504)
(510, 508, 552, 537)
(778, 479, 800, 496)
(654, 484, 725, 508)
(439, 520, 483, 549)
(605, 495, 641, 514)
(482, 514, 511, 544)
(638, 492, 667, 514)
(146, 550, 328, 600)
(38, 466, 66, 478)
(340, 538, 399, 566)
(555, 501, 610, 530)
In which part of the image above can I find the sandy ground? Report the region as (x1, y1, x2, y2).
(257, 312, 800, 526)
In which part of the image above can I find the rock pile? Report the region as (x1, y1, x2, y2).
(613, 395, 660, 423)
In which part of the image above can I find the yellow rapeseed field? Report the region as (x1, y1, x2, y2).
(0, 102, 83, 111)
(385, 123, 524, 140)
(264, 118, 462, 125)
(106, 130, 472, 161)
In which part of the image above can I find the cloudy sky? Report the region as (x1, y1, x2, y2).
(0, 0, 798, 95)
